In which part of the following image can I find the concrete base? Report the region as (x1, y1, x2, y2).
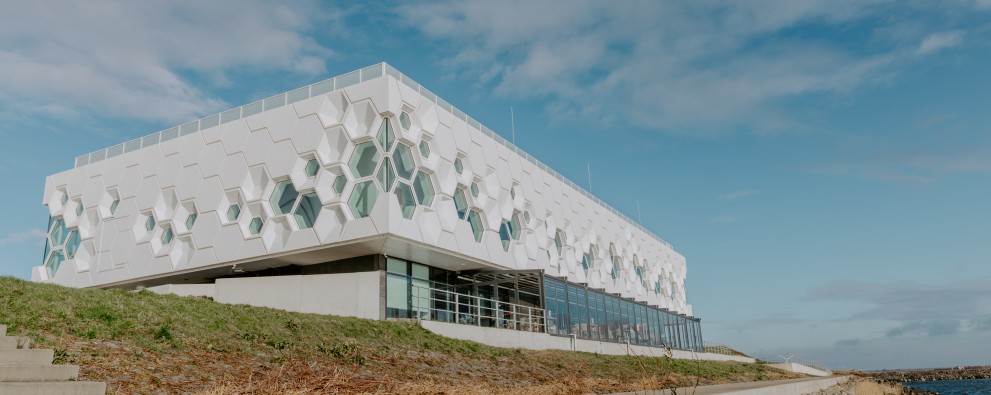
(144, 283, 216, 298)
(419, 320, 754, 363)
(215, 272, 383, 320)
(769, 363, 831, 377)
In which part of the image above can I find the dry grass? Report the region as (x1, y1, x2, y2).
(0, 276, 804, 394)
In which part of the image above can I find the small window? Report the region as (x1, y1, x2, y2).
(145, 215, 156, 232)
(418, 140, 431, 158)
(467, 210, 484, 242)
(470, 182, 479, 198)
(75, 203, 83, 216)
(109, 199, 120, 215)
(333, 174, 347, 195)
(185, 213, 198, 230)
(304, 159, 319, 178)
(399, 111, 411, 130)
(161, 227, 174, 245)
(454, 158, 463, 174)
(227, 204, 241, 222)
(249, 217, 263, 235)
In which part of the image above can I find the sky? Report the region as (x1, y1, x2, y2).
(1, 0, 990, 371)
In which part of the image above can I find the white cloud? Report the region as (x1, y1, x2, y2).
(718, 189, 760, 201)
(915, 31, 965, 55)
(0, 228, 47, 246)
(0, 1, 335, 124)
(401, 0, 971, 136)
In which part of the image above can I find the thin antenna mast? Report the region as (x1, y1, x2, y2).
(511, 107, 516, 145)
(587, 163, 593, 193)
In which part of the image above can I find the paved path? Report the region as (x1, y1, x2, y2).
(612, 376, 850, 395)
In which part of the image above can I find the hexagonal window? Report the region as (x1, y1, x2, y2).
(348, 141, 380, 179)
(510, 212, 522, 240)
(249, 217, 264, 235)
(294, 193, 321, 229)
(394, 183, 416, 219)
(554, 230, 563, 254)
(348, 181, 378, 218)
(610, 248, 621, 280)
(393, 144, 415, 180)
(65, 230, 80, 259)
(376, 117, 395, 152)
(399, 111, 411, 130)
(161, 227, 174, 245)
(75, 202, 83, 216)
(185, 213, 198, 230)
(304, 159, 319, 178)
(412, 171, 434, 206)
(454, 158, 463, 174)
(470, 182, 479, 198)
(110, 199, 120, 215)
(50, 219, 69, 246)
(270, 180, 299, 215)
(510, 186, 516, 200)
(582, 251, 594, 273)
(453, 188, 468, 220)
(333, 174, 347, 195)
(227, 204, 241, 222)
(418, 140, 431, 158)
(523, 210, 531, 224)
(377, 157, 396, 191)
(60, 192, 68, 206)
(499, 221, 511, 251)
(46, 250, 64, 278)
(467, 210, 483, 242)
(145, 215, 156, 232)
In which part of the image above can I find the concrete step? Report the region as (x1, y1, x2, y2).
(0, 381, 106, 395)
(0, 364, 79, 382)
(0, 349, 53, 365)
(0, 325, 6, 336)
(0, 336, 30, 350)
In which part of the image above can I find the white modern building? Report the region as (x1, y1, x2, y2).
(35, 63, 704, 351)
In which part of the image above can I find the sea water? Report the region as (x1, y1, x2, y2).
(903, 378, 991, 394)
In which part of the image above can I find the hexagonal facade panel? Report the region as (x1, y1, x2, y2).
(37, 63, 696, 335)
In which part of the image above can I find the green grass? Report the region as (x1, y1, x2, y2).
(0, 275, 796, 392)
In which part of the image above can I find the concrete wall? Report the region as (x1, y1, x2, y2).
(769, 362, 832, 377)
(419, 320, 753, 363)
(214, 272, 382, 320)
(144, 283, 216, 298)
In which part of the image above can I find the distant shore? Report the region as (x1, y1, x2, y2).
(863, 365, 991, 382)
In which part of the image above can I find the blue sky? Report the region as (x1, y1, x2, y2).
(1, 1, 990, 370)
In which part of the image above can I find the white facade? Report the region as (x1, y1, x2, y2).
(36, 63, 692, 316)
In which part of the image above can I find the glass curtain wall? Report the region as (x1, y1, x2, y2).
(542, 276, 703, 351)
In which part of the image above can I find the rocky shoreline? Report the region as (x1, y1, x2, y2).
(866, 365, 991, 383)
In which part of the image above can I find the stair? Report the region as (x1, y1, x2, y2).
(0, 324, 106, 395)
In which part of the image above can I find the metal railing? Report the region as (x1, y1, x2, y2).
(72, 62, 675, 249)
(754, 353, 832, 374)
(703, 342, 747, 356)
(410, 284, 545, 333)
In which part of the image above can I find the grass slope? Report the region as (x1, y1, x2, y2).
(0, 276, 802, 394)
